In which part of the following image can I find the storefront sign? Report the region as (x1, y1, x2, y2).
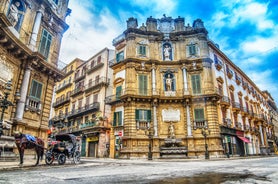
(87, 136, 98, 142)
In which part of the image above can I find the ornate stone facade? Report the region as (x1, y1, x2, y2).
(0, 0, 70, 156)
(107, 15, 277, 159)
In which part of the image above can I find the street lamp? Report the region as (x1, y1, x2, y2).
(145, 129, 153, 160)
(0, 80, 20, 137)
(201, 127, 210, 159)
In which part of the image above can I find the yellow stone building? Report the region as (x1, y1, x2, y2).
(51, 58, 84, 130)
(51, 48, 114, 157)
(0, 0, 70, 155)
(106, 16, 277, 159)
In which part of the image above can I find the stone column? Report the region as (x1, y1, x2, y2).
(259, 124, 264, 146)
(182, 65, 189, 95)
(153, 101, 158, 137)
(29, 9, 43, 51)
(186, 104, 192, 137)
(152, 64, 156, 95)
(15, 64, 31, 120)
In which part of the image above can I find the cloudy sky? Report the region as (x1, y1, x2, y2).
(59, 0, 278, 104)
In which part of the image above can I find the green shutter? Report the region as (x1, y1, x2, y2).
(139, 45, 146, 55)
(113, 112, 116, 126)
(194, 109, 204, 120)
(116, 53, 119, 62)
(118, 111, 122, 126)
(147, 110, 151, 121)
(135, 109, 139, 120)
(30, 80, 43, 99)
(139, 75, 147, 95)
(116, 86, 122, 99)
(39, 29, 52, 58)
(191, 75, 201, 94)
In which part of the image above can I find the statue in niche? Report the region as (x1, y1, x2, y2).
(8, 1, 24, 27)
(168, 122, 175, 139)
(163, 44, 172, 61)
(165, 74, 172, 91)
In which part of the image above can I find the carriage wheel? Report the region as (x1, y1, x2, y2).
(58, 153, 66, 165)
(73, 151, 81, 164)
(45, 152, 54, 165)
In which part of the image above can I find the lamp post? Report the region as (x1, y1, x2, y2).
(0, 80, 20, 137)
(145, 129, 153, 160)
(201, 127, 210, 159)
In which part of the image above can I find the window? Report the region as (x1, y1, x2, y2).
(194, 108, 204, 121)
(191, 74, 201, 94)
(91, 60, 95, 68)
(39, 29, 52, 59)
(138, 75, 147, 95)
(95, 75, 100, 84)
(138, 45, 146, 56)
(116, 86, 122, 99)
(188, 44, 196, 55)
(113, 111, 122, 126)
(116, 51, 124, 63)
(30, 80, 43, 100)
(93, 94, 98, 102)
(85, 96, 90, 108)
(97, 56, 101, 64)
(88, 79, 92, 87)
(135, 110, 151, 121)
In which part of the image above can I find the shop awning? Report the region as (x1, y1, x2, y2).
(237, 136, 251, 143)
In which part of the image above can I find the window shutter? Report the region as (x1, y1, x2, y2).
(139, 75, 147, 95)
(113, 112, 116, 126)
(116, 86, 122, 99)
(135, 109, 139, 120)
(119, 111, 122, 126)
(147, 110, 151, 121)
(116, 53, 119, 62)
(191, 75, 201, 94)
(194, 109, 204, 120)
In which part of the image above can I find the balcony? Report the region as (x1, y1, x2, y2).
(193, 120, 208, 129)
(235, 75, 242, 85)
(223, 118, 232, 127)
(235, 122, 242, 129)
(67, 102, 100, 118)
(240, 106, 248, 115)
(80, 121, 97, 129)
(226, 68, 234, 79)
(232, 101, 241, 111)
(242, 81, 248, 90)
(215, 59, 223, 71)
(56, 80, 72, 93)
(74, 73, 86, 83)
(52, 96, 70, 108)
(220, 96, 230, 107)
(84, 77, 110, 92)
(244, 124, 250, 132)
(25, 96, 41, 114)
(87, 62, 104, 74)
(71, 85, 85, 97)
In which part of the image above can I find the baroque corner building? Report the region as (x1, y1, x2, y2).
(0, 0, 70, 154)
(107, 15, 277, 159)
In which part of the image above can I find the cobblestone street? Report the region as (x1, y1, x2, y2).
(0, 156, 277, 184)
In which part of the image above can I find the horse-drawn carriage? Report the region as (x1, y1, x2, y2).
(45, 134, 81, 165)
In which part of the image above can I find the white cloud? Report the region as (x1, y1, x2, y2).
(59, 2, 122, 63)
(241, 36, 277, 53)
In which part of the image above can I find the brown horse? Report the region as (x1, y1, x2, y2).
(14, 132, 45, 166)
